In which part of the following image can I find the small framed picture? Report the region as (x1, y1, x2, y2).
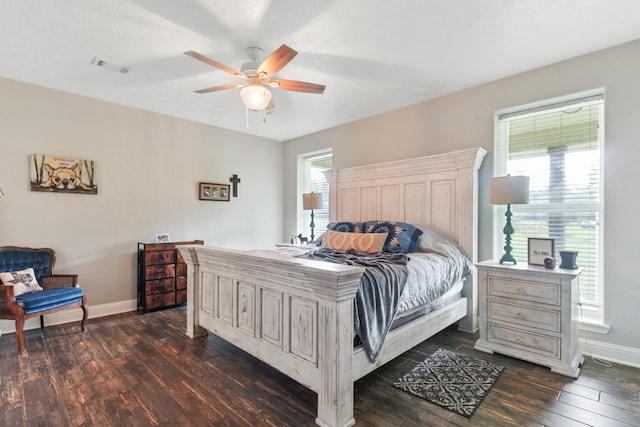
(528, 238, 555, 266)
(155, 233, 171, 243)
(199, 182, 230, 201)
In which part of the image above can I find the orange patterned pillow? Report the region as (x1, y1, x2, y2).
(321, 230, 388, 254)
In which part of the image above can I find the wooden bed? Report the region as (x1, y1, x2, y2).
(179, 147, 486, 427)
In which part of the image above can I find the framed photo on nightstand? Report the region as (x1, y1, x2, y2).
(528, 238, 555, 266)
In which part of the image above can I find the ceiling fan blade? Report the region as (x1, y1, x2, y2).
(257, 44, 297, 76)
(184, 50, 245, 78)
(270, 79, 326, 94)
(194, 82, 245, 94)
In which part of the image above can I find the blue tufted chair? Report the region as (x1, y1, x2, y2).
(0, 246, 88, 354)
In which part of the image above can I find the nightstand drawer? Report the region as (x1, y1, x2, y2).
(488, 323, 560, 359)
(488, 300, 561, 333)
(488, 277, 561, 305)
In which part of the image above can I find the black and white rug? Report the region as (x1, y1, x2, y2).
(393, 348, 504, 418)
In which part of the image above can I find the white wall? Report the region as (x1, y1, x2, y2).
(0, 77, 283, 311)
(283, 40, 640, 358)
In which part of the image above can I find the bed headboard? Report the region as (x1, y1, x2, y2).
(324, 147, 486, 263)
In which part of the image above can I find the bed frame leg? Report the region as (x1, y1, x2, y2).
(458, 275, 478, 333)
(315, 300, 356, 427)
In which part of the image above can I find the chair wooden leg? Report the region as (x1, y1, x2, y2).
(40, 315, 45, 329)
(80, 302, 88, 331)
(16, 315, 25, 354)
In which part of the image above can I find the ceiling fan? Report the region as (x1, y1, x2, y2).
(184, 44, 326, 111)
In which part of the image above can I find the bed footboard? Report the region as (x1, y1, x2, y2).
(179, 245, 364, 427)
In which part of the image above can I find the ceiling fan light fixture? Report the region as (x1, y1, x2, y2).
(240, 84, 272, 110)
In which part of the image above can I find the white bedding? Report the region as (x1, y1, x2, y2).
(399, 242, 472, 314)
(265, 225, 473, 320)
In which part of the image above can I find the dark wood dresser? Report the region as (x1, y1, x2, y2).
(137, 240, 204, 312)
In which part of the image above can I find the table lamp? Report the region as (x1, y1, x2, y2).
(490, 175, 530, 264)
(302, 192, 323, 243)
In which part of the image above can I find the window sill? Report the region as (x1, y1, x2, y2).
(579, 319, 610, 334)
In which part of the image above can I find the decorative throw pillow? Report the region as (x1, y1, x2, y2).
(315, 221, 365, 246)
(363, 220, 424, 253)
(327, 221, 364, 233)
(321, 230, 388, 254)
(0, 268, 44, 296)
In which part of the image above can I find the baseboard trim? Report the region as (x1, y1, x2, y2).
(579, 338, 640, 369)
(0, 299, 137, 335)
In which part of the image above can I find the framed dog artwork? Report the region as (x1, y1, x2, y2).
(31, 154, 98, 194)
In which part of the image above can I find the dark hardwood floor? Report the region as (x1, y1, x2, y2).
(1, 307, 638, 426)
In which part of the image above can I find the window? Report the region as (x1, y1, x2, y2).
(495, 93, 604, 324)
(299, 149, 332, 241)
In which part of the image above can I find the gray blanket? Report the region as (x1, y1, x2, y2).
(303, 248, 408, 362)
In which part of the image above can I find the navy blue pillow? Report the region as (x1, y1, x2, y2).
(315, 221, 364, 246)
(327, 221, 364, 233)
(362, 221, 423, 253)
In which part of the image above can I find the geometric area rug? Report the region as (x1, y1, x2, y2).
(393, 348, 504, 418)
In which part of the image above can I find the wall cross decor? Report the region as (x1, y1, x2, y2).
(229, 174, 241, 197)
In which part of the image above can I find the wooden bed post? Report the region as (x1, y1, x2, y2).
(179, 246, 207, 338)
(307, 266, 361, 427)
(453, 149, 485, 333)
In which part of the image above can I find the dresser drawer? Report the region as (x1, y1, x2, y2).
(145, 264, 176, 280)
(145, 278, 176, 294)
(488, 276, 561, 305)
(488, 300, 561, 333)
(176, 289, 187, 305)
(176, 262, 187, 277)
(488, 323, 560, 359)
(176, 275, 187, 290)
(145, 292, 176, 310)
(144, 250, 175, 265)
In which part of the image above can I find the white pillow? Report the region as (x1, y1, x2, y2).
(0, 268, 44, 296)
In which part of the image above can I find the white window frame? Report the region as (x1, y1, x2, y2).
(494, 90, 607, 331)
(297, 149, 332, 242)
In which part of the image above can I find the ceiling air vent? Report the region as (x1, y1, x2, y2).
(91, 57, 131, 74)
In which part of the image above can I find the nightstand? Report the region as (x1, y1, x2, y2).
(474, 260, 584, 378)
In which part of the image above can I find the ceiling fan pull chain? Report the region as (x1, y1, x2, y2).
(246, 106, 249, 129)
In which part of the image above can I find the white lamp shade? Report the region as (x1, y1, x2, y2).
(240, 85, 272, 110)
(303, 192, 323, 210)
(490, 175, 530, 205)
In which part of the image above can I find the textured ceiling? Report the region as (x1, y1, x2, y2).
(1, 0, 639, 141)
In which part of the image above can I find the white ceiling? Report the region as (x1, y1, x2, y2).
(1, 1, 639, 141)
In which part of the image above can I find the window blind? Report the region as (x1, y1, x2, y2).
(301, 150, 332, 240)
(495, 94, 604, 311)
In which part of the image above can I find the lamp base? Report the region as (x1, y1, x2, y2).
(309, 209, 316, 243)
(499, 253, 518, 264)
(499, 203, 517, 264)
